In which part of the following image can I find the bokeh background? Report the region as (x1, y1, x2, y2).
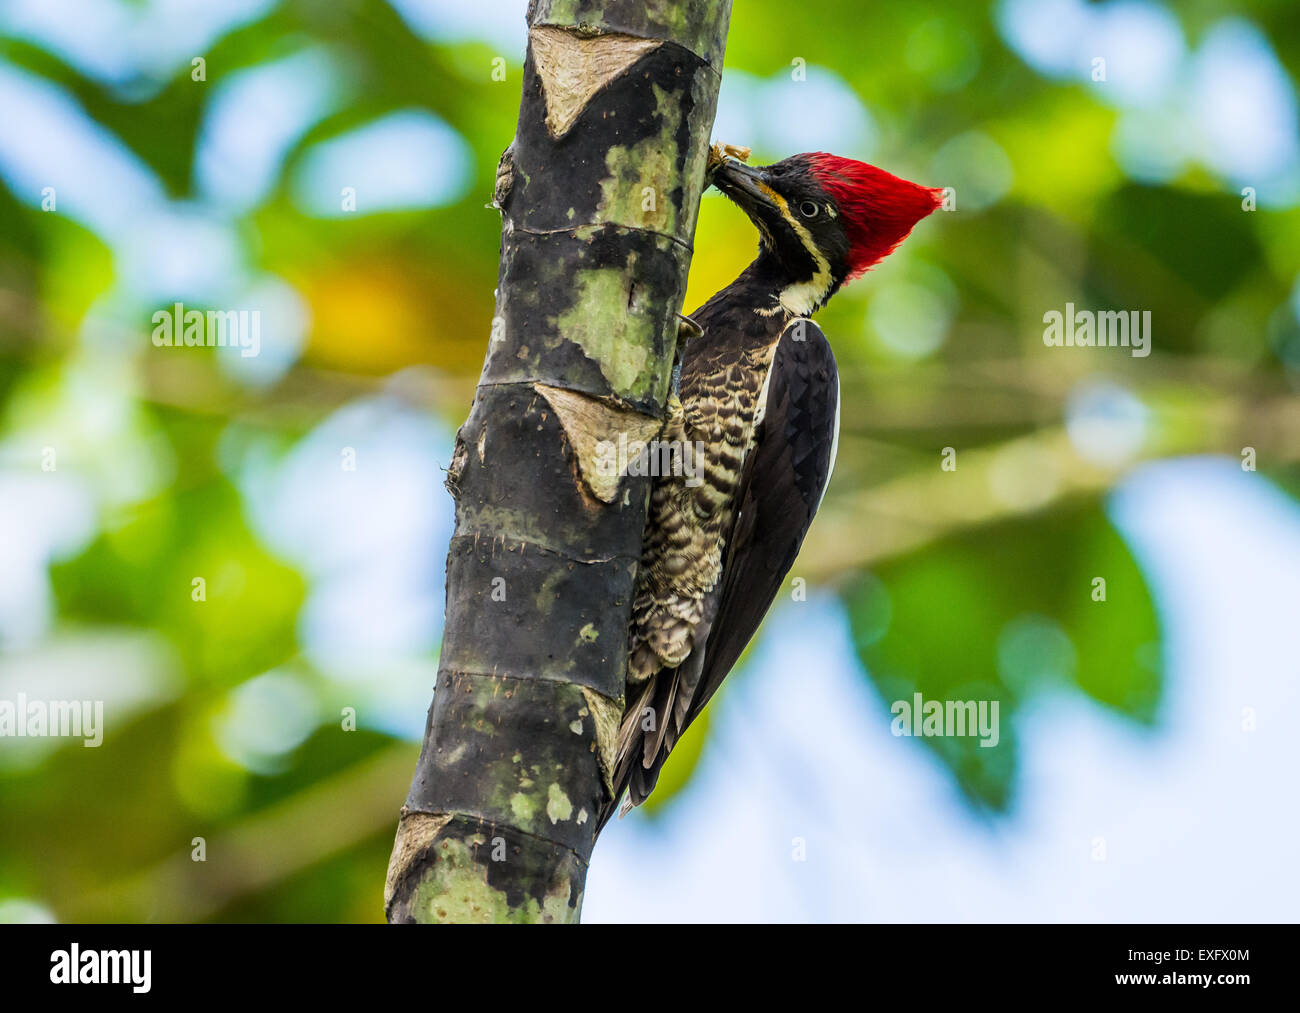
(2, 0, 1299, 923)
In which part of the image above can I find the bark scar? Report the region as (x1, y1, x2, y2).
(446, 430, 470, 498)
(384, 812, 454, 915)
(533, 383, 661, 504)
(493, 144, 515, 211)
(581, 686, 622, 797)
(530, 26, 662, 139)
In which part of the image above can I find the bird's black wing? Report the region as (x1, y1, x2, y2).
(677, 317, 840, 727)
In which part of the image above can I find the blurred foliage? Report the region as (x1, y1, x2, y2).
(846, 504, 1161, 809)
(1, 0, 1299, 922)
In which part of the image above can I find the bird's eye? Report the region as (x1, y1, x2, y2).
(798, 200, 819, 218)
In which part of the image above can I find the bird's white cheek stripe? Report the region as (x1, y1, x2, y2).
(765, 191, 833, 317)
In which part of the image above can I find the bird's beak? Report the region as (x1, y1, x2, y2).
(712, 159, 780, 215)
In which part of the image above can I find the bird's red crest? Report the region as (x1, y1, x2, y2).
(806, 153, 943, 281)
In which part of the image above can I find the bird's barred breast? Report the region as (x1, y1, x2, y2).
(626, 342, 777, 685)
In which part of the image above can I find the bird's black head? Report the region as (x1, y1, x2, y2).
(711, 152, 943, 315)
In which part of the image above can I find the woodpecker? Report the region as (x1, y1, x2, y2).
(598, 152, 943, 831)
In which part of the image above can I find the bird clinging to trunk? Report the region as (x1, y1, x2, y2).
(598, 151, 943, 831)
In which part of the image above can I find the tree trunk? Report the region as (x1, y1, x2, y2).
(385, 0, 731, 924)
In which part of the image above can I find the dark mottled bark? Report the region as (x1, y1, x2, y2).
(385, 0, 731, 923)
